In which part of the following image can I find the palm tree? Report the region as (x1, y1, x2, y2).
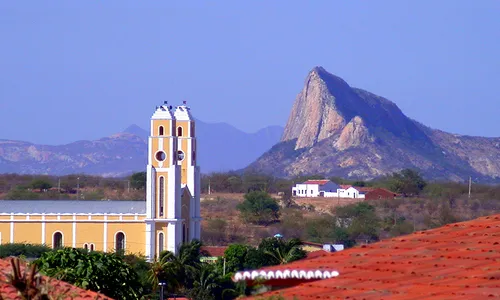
(148, 240, 203, 294)
(187, 264, 218, 300)
(263, 238, 307, 265)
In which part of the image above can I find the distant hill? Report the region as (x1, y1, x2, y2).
(245, 66, 500, 182)
(0, 121, 283, 176)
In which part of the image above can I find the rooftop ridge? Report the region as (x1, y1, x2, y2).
(239, 214, 500, 299)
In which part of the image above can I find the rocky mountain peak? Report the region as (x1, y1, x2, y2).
(248, 66, 500, 182)
(281, 67, 349, 149)
(281, 67, 433, 150)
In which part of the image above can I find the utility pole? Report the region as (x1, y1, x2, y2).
(208, 179, 211, 195)
(468, 176, 472, 199)
(223, 257, 226, 276)
(77, 177, 80, 200)
(127, 180, 130, 193)
(58, 178, 61, 192)
(158, 282, 166, 300)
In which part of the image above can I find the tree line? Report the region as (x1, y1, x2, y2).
(2, 169, 499, 201)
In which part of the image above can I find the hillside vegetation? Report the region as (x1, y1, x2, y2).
(1, 170, 499, 247)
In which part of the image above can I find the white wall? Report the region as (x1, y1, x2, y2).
(292, 183, 320, 197)
(337, 187, 365, 199)
(292, 182, 367, 199)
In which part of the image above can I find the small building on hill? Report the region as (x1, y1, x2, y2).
(292, 180, 398, 200)
(362, 187, 399, 200)
(292, 180, 339, 197)
(336, 185, 365, 199)
(200, 246, 228, 264)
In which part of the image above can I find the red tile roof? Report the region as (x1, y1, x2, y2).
(303, 180, 331, 185)
(238, 214, 500, 299)
(356, 187, 376, 193)
(339, 184, 352, 189)
(0, 257, 112, 299)
(301, 241, 323, 248)
(305, 250, 329, 259)
(200, 246, 227, 257)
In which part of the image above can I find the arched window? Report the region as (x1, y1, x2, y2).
(53, 232, 63, 249)
(115, 232, 125, 252)
(158, 232, 164, 254)
(83, 243, 88, 251)
(90, 244, 95, 251)
(159, 126, 164, 136)
(177, 126, 183, 137)
(159, 176, 164, 217)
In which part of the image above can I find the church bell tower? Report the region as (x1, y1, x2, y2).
(145, 101, 201, 260)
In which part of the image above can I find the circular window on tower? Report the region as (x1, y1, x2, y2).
(155, 151, 167, 162)
(177, 150, 185, 161)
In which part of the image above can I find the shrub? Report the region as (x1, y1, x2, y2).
(0, 243, 52, 259)
(34, 247, 143, 299)
(237, 191, 280, 225)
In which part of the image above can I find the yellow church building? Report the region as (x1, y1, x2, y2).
(0, 102, 201, 260)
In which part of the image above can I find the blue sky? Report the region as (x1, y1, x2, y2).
(0, 1, 498, 144)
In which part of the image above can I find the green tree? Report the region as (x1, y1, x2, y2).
(237, 191, 280, 225)
(242, 173, 276, 193)
(151, 240, 203, 293)
(34, 247, 142, 299)
(0, 243, 52, 259)
(259, 237, 306, 265)
(30, 179, 53, 191)
(335, 202, 381, 242)
(130, 172, 147, 190)
(5, 186, 39, 200)
(389, 168, 427, 196)
(227, 176, 243, 193)
(221, 244, 251, 274)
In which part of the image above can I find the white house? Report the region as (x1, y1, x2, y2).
(336, 185, 365, 199)
(292, 181, 367, 199)
(292, 180, 340, 197)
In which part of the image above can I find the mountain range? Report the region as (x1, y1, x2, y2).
(2, 66, 499, 182)
(245, 67, 500, 182)
(0, 120, 283, 177)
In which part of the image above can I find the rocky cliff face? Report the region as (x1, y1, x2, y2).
(248, 67, 500, 182)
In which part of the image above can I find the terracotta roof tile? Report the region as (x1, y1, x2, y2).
(0, 258, 113, 300)
(238, 214, 500, 299)
(303, 180, 331, 185)
(200, 246, 227, 257)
